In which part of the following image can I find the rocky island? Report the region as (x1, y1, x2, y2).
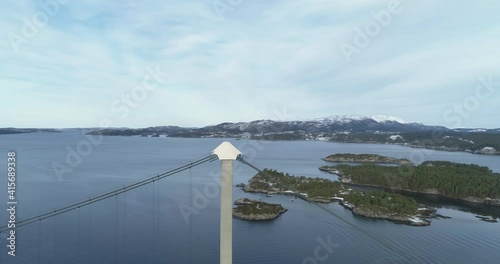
(322, 153, 413, 165)
(241, 169, 436, 226)
(233, 198, 287, 220)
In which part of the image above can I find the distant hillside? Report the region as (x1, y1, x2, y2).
(197, 116, 448, 134)
(84, 115, 500, 155)
(88, 115, 448, 137)
(453, 128, 500, 134)
(88, 126, 188, 137)
(0, 128, 60, 134)
(329, 131, 500, 154)
(5, 115, 498, 155)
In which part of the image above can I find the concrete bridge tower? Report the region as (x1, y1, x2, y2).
(212, 141, 242, 264)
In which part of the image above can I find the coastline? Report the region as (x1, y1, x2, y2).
(400, 142, 499, 156)
(338, 181, 500, 208)
(81, 130, 500, 156)
(319, 164, 500, 208)
(342, 202, 433, 226)
(240, 173, 437, 226)
(325, 140, 500, 156)
(322, 153, 413, 165)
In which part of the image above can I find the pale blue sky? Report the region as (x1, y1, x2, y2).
(1, 0, 499, 128)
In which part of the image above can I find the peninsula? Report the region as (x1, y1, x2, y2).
(323, 153, 413, 165)
(242, 169, 435, 226)
(320, 161, 500, 207)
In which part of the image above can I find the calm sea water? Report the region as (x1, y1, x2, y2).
(0, 132, 499, 264)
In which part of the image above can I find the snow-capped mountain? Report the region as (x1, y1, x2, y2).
(198, 115, 447, 134)
(311, 115, 413, 124)
(86, 115, 449, 137)
(83, 116, 499, 155)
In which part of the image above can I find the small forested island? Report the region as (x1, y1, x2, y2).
(323, 153, 413, 165)
(242, 169, 436, 226)
(233, 198, 287, 220)
(320, 161, 500, 207)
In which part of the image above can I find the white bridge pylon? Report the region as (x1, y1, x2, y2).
(212, 141, 242, 264)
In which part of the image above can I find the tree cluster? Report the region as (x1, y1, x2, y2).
(344, 191, 418, 215)
(337, 161, 500, 199)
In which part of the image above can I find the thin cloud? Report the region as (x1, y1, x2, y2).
(0, 0, 499, 128)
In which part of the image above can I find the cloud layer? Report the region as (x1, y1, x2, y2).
(1, 0, 499, 128)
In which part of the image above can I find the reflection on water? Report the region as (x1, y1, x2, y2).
(0, 132, 499, 264)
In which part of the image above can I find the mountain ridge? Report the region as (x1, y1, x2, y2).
(3, 115, 500, 155)
(83, 115, 500, 155)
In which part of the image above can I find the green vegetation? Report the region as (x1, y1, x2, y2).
(250, 169, 343, 199)
(250, 133, 305, 141)
(323, 153, 412, 164)
(333, 161, 500, 199)
(234, 200, 285, 215)
(246, 169, 421, 219)
(0, 128, 60, 134)
(395, 132, 500, 153)
(86, 125, 500, 155)
(344, 191, 418, 215)
(329, 133, 389, 143)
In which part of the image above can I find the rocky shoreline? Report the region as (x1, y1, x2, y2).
(406, 143, 499, 155)
(348, 181, 500, 208)
(322, 153, 413, 165)
(341, 202, 435, 226)
(242, 184, 332, 203)
(233, 198, 287, 221)
(239, 170, 442, 226)
(241, 182, 435, 226)
(320, 166, 500, 208)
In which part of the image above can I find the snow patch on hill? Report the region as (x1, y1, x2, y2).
(311, 115, 411, 124)
(370, 115, 409, 124)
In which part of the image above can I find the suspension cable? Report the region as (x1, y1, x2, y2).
(0, 154, 217, 232)
(77, 207, 81, 262)
(189, 165, 193, 264)
(38, 220, 42, 264)
(115, 193, 119, 263)
(152, 180, 156, 258)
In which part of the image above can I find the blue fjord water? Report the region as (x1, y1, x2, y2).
(0, 131, 499, 264)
